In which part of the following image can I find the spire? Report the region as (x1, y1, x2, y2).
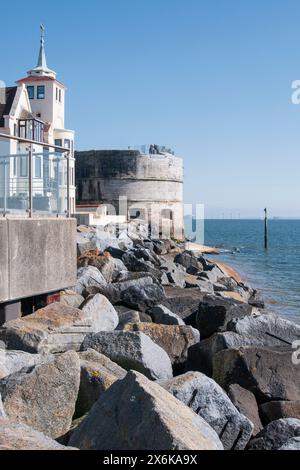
(27, 25, 56, 78)
(37, 24, 47, 69)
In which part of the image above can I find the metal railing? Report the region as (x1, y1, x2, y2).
(133, 144, 175, 156)
(0, 132, 72, 218)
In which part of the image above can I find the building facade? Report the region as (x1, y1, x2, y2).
(0, 26, 75, 214)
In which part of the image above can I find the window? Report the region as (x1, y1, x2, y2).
(13, 156, 17, 176)
(56, 87, 62, 102)
(55, 139, 62, 148)
(37, 85, 45, 99)
(19, 120, 26, 139)
(70, 167, 74, 186)
(64, 139, 71, 149)
(27, 86, 34, 100)
(35, 156, 42, 178)
(20, 156, 28, 177)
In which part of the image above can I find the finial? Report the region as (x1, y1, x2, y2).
(26, 23, 56, 78)
(40, 24, 45, 45)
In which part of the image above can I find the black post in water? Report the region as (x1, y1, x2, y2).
(264, 208, 268, 249)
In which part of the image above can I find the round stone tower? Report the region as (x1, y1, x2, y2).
(75, 149, 184, 239)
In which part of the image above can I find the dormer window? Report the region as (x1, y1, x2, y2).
(37, 85, 45, 99)
(27, 86, 34, 100)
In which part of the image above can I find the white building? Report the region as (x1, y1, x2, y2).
(0, 26, 75, 214)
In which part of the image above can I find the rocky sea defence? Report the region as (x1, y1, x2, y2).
(0, 219, 300, 450)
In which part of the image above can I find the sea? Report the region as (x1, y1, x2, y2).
(185, 218, 300, 324)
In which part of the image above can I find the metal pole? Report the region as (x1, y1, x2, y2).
(56, 155, 60, 216)
(3, 159, 7, 216)
(264, 208, 268, 249)
(28, 146, 33, 218)
(66, 154, 70, 218)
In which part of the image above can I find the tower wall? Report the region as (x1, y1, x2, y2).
(75, 150, 184, 239)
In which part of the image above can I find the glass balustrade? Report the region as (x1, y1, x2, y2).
(0, 138, 70, 217)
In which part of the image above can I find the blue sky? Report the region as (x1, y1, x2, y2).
(1, 0, 300, 218)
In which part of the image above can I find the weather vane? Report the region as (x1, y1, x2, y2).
(40, 24, 45, 43)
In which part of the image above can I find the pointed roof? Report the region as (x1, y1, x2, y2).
(0, 87, 17, 127)
(27, 25, 56, 79)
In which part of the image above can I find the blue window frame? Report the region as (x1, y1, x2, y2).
(37, 85, 45, 99)
(27, 86, 34, 100)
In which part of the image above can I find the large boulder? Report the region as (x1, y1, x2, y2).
(160, 371, 253, 450)
(116, 307, 141, 329)
(105, 246, 126, 260)
(120, 283, 165, 312)
(196, 295, 254, 339)
(78, 250, 115, 283)
(279, 437, 300, 450)
(213, 346, 300, 402)
(174, 250, 204, 274)
(0, 417, 76, 450)
(150, 304, 185, 326)
(227, 384, 263, 435)
(60, 290, 85, 309)
(0, 394, 5, 417)
(259, 400, 300, 424)
(227, 313, 300, 347)
(132, 247, 161, 267)
(248, 418, 300, 450)
(161, 286, 205, 324)
(96, 276, 155, 305)
(186, 320, 297, 379)
(76, 349, 126, 417)
(0, 302, 115, 354)
(0, 351, 80, 439)
(69, 370, 223, 450)
(122, 252, 162, 279)
(160, 258, 186, 288)
(198, 266, 224, 284)
(81, 331, 173, 380)
(0, 349, 46, 379)
(186, 331, 258, 377)
(80, 294, 119, 332)
(152, 239, 171, 255)
(111, 258, 128, 281)
(122, 323, 199, 366)
(75, 266, 107, 295)
(118, 231, 134, 251)
(76, 234, 97, 257)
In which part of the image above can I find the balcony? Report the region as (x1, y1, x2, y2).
(0, 132, 72, 217)
(17, 118, 45, 143)
(0, 132, 76, 309)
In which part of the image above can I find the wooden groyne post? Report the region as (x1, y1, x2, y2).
(264, 208, 268, 249)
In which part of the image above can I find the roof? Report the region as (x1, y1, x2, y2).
(16, 76, 65, 87)
(0, 87, 17, 127)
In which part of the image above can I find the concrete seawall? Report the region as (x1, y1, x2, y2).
(0, 218, 77, 303)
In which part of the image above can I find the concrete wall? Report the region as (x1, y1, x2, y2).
(75, 150, 184, 239)
(0, 218, 76, 303)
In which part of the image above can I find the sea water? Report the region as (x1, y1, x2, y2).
(185, 218, 300, 324)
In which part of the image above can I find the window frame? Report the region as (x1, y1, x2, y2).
(20, 156, 28, 177)
(37, 85, 45, 100)
(27, 85, 34, 100)
(35, 155, 42, 178)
